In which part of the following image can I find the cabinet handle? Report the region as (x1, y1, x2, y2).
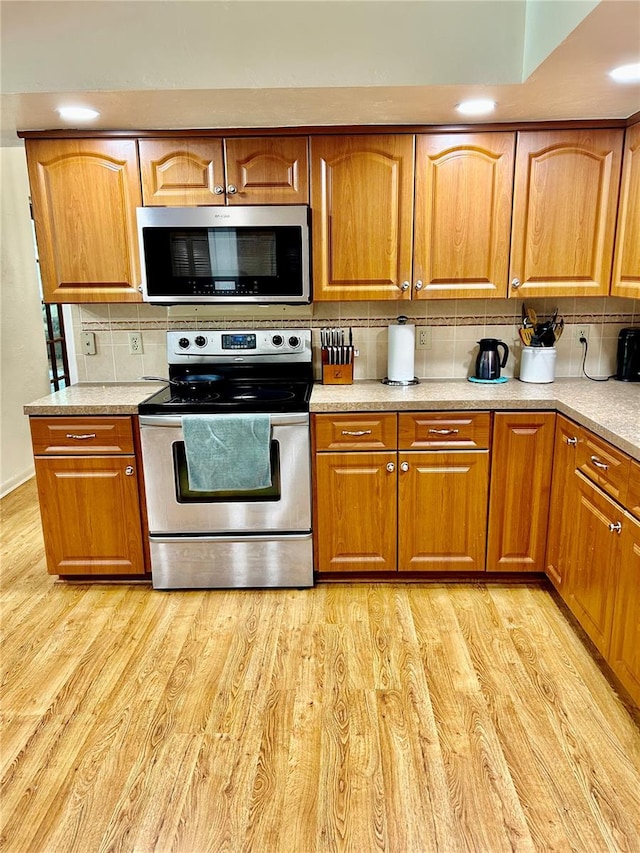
(428, 428, 459, 435)
(566, 436, 578, 446)
(400, 461, 410, 472)
(609, 521, 622, 534)
(386, 462, 395, 473)
(125, 466, 135, 476)
(414, 280, 423, 291)
(511, 277, 521, 289)
(66, 433, 97, 440)
(400, 281, 410, 292)
(214, 185, 225, 195)
(342, 429, 371, 436)
(227, 184, 238, 194)
(590, 455, 609, 470)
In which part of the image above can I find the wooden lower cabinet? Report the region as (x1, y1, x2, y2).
(398, 451, 488, 572)
(609, 512, 640, 706)
(546, 415, 581, 591)
(486, 412, 555, 572)
(31, 416, 147, 576)
(563, 472, 622, 658)
(314, 451, 397, 573)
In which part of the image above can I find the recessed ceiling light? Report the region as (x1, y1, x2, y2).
(609, 62, 640, 83)
(57, 106, 100, 121)
(456, 99, 496, 116)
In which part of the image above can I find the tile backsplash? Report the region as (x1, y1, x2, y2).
(71, 296, 638, 383)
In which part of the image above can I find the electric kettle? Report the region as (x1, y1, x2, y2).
(474, 338, 509, 380)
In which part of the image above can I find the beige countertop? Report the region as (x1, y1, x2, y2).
(311, 378, 640, 462)
(24, 377, 640, 461)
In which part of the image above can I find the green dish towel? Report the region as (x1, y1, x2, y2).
(182, 414, 272, 492)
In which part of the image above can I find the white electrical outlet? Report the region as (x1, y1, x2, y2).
(416, 326, 431, 350)
(574, 324, 591, 347)
(128, 332, 143, 354)
(81, 331, 96, 355)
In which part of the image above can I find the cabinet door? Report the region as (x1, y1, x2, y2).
(224, 137, 308, 204)
(139, 138, 225, 205)
(311, 135, 415, 301)
(545, 416, 581, 591)
(398, 451, 489, 572)
(413, 133, 515, 300)
(564, 472, 623, 658)
(509, 129, 624, 297)
(314, 452, 397, 572)
(611, 123, 640, 298)
(34, 455, 145, 575)
(609, 512, 640, 706)
(487, 412, 555, 572)
(25, 139, 142, 303)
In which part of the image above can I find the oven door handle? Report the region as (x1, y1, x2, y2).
(138, 413, 309, 428)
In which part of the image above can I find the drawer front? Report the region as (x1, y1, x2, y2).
(627, 459, 640, 521)
(314, 413, 397, 450)
(30, 416, 135, 455)
(576, 432, 630, 504)
(398, 412, 491, 450)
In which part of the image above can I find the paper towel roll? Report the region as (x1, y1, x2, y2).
(387, 323, 415, 382)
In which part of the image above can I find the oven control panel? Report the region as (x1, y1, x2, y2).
(167, 329, 312, 362)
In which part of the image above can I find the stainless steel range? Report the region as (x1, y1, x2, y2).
(138, 329, 313, 589)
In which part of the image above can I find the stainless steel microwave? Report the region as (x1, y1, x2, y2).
(137, 205, 311, 304)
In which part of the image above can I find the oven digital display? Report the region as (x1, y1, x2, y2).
(222, 333, 257, 350)
(214, 280, 236, 291)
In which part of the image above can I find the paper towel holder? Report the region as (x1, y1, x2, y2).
(382, 315, 420, 386)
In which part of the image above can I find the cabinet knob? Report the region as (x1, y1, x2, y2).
(400, 281, 410, 292)
(609, 521, 622, 534)
(400, 461, 410, 472)
(227, 184, 238, 195)
(414, 280, 423, 291)
(214, 185, 225, 195)
(511, 278, 521, 289)
(386, 462, 395, 473)
(125, 466, 135, 476)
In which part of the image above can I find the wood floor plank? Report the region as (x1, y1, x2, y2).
(2, 481, 640, 852)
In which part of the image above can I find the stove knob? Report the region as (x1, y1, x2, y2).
(271, 334, 284, 347)
(178, 337, 190, 349)
(288, 335, 300, 348)
(194, 335, 207, 347)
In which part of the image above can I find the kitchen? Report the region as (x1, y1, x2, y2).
(2, 1, 640, 850)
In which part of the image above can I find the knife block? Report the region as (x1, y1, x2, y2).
(322, 363, 353, 385)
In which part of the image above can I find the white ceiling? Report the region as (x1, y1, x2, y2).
(1, 0, 639, 146)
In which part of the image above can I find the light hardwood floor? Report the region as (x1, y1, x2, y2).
(2, 478, 640, 853)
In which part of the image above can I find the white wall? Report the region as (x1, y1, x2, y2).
(0, 145, 50, 496)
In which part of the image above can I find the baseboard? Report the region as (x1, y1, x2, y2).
(1, 467, 35, 499)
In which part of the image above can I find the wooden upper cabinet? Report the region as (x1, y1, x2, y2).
(508, 129, 624, 298)
(311, 135, 415, 301)
(139, 138, 225, 205)
(25, 139, 142, 303)
(611, 123, 640, 298)
(413, 133, 515, 299)
(139, 136, 308, 206)
(224, 137, 308, 204)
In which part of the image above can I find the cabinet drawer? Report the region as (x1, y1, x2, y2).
(314, 413, 397, 450)
(576, 432, 630, 504)
(398, 412, 491, 450)
(627, 459, 640, 521)
(30, 416, 135, 455)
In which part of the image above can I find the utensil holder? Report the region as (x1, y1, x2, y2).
(520, 346, 557, 383)
(322, 363, 353, 385)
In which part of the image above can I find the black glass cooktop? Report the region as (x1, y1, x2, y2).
(139, 379, 312, 415)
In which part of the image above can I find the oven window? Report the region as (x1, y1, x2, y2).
(173, 440, 281, 503)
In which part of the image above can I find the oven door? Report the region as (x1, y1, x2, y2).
(138, 413, 311, 534)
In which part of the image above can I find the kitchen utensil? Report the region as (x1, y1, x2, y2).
(474, 338, 510, 380)
(526, 305, 538, 327)
(519, 328, 534, 346)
